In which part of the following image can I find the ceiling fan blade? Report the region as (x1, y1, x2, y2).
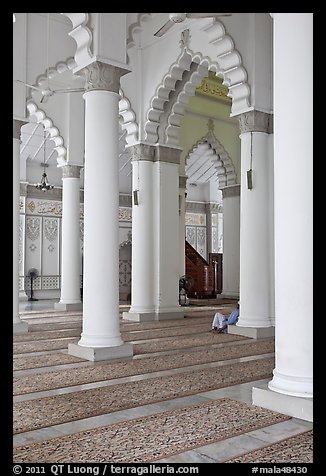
(154, 19, 175, 37)
(40, 94, 49, 104)
(14, 79, 43, 92)
(53, 88, 85, 94)
(186, 13, 232, 18)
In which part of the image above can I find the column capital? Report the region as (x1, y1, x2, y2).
(129, 143, 156, 162)
(221, 184, 240, 198)
(13, 119, 28, 140)
(154, 145, 182, 164)
(61, 164, 82, 179)
(79, 61, 129, 94)
(237, 110, 273, 134)
(129, 143, 182, 164)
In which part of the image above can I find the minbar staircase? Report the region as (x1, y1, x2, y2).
(185, 240, 222, 299)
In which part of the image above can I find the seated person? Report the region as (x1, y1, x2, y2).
(210, 302, 240, 334)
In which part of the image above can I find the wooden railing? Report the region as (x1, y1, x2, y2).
(185, 240, 222, 298)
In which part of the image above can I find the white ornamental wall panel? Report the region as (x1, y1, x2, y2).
(19, 214, 25, 278)
(211, 213, 218, 253)
(196, 226, 207, 259)
(42, 217, 60, 276)
(186, 226, 196, 248)
(217, 212, 223, 253)
(25, 216, 42, 280)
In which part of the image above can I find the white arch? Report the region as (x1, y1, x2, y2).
(119, 89, 138, 146)
(26, 102, 67, 166)
(186, 131, 237, 189)
(144, 20, 251, 146)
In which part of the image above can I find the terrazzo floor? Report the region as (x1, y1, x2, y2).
(13, 299, 313, 464)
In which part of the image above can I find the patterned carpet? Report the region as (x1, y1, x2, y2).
(13, 352, 86, 371)
(14, 321, 215, 343)
(224, 429, 313, 463)
(13, 397, 291, 463)
(13, 331, 248, 355)
(14, 339, 275, 394)
(14, 357, 275, 433)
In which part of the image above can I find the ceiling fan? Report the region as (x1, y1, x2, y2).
(14, 13, 85, 103)
(154, 13, 232, 37)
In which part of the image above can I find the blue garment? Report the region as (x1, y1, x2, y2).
(223, 307, 240, 333)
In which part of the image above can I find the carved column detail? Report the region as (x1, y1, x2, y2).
(237, 110, 273, 134)
(62, 165, 82, 179)
(79, 61, 129, 93)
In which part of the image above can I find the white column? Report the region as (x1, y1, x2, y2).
(124, 144, 155, 321)
(55, 165, 82, 311)
(153, 146, 183, 320)
(68, 62, 133, 361)
(220, 184, 240, 298)
(229, 111, 274, 339)
(270, 13, 313, 398)
(13, 120, 28, 333)
(253, 13, 313, 422)
(123, 144, 184, 322)
(179, 176, 187, 278)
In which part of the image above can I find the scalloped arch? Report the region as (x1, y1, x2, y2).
(60, 13, 93, 71)
(186, 131, 237, 189)
(127, 13, 154, 47)
(119, 89, 138, 146)
(34, 57, 77, 89)
(26, 102, 67, 166)
(144, 20, 251, 146)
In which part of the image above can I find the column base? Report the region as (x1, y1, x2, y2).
(218, 292, 240, 299)
(55, 302, 83, 311)
(252, 384, 313, 422)
(122, 309, 184, 322)
(13, 320, 29, 334)
(19, 291, 28, 301)
(68, 342, 133, 362)
(228, 324, 275, 339)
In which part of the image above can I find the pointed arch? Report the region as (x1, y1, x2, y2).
(185, 131, 237, 189)
(144, 19, 251, 146)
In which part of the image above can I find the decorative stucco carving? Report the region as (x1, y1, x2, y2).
(44, 219, 58, 242)
(129, 143, 156, 162)
(26, 217, 40, 241)
(27, 199, 62, 216)
(237, 110, 273, 134)
(79, 61, 129, 94)
(206, 202, 223, 213)
(61, 165, 82, 179)
(119, 207, 132, 222)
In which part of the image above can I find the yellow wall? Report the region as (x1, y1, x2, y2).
(179, 93, 241, 184)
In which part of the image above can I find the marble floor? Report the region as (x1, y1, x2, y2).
(14, 299, 313, 464)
